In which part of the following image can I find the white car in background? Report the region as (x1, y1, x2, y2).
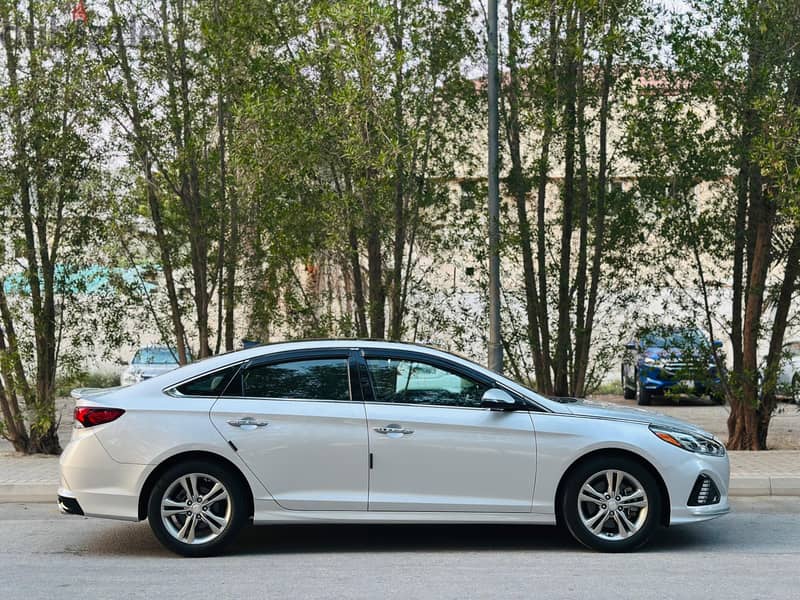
(59, 340, 729, 556)
(120, 346, 189, 386)
(777, 340, 800, 403)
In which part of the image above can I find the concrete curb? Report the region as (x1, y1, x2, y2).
(2, 477, 800, 504)
(0, 483, 59, 503)
(729, 476, 800, 496)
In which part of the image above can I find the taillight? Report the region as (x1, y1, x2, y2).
(74, 407, 125, 428)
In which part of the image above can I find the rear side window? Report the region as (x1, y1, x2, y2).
(176, 365, 240, 397)
(243, 358, 351, 401)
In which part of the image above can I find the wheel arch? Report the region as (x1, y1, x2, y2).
(137, 450, 255, 521)
(553, 448, 671, 528)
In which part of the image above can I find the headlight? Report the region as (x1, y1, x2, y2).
(650, 425, 726, 456)
(643, 356, 662, 367)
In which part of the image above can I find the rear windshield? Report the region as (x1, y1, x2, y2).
(133, 348, 182, 365)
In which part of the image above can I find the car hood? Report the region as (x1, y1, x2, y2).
(562, 399, 714, 437)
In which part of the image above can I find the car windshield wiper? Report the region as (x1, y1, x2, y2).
(548, 395, 580, 404)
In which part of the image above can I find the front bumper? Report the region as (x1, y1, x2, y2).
(663, 451, 731, 525)
(639, 369, 721, 393)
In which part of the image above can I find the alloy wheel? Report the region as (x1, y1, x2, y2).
(160, 473, 231, 545)
(577, 469, 649, 541)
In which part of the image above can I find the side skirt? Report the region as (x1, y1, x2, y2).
(252, 499, 557, 525)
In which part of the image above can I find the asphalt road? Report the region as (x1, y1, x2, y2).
(1, 498, 797, 600)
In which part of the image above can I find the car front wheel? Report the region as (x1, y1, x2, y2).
(147, 459, 247, 557)
(636, 378, 651, 406)
(561, 456, 661, 552)
(622, 367, 636, 400)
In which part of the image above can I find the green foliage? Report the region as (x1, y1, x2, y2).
(55, 371, 122, 398)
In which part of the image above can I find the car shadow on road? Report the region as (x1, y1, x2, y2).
(230, 523, 579, 555)
(81, 519, 733, 557)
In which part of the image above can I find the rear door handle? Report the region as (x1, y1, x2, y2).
(374, 424, 414, 435)
(227, 417, 269, 431)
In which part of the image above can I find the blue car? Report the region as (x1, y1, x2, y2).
(621, 328, 724, 406)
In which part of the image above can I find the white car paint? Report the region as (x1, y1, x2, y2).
(777, 341, 800, 401)
(59, 340, 729, 542)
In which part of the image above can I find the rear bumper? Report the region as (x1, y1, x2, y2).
(57, 493, 84, 516)
(59, 430, 146, 522)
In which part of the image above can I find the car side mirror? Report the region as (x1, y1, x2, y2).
(624, 342, 637, 350)
(713, 340, 723, 348)
(480, 388, 518, 411)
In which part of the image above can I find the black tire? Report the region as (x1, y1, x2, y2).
(623, 375, 636, 400)
(147, 459, 248, 557)
(637, 379, 651, 406)
(561, 455, 662, 553)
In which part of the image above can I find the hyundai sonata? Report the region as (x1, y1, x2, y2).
(59, 340, 729, 556)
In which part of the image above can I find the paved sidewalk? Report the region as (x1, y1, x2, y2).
(1, 450, 798, 502)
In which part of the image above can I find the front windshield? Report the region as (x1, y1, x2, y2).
(642, 329, 706, 349)
(132, 347, 180, 365)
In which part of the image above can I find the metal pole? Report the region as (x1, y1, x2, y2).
(487, 0, 503, 374)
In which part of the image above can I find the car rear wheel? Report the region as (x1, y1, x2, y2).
(147, 459, 247, 557)
(561, 456, 661, 552)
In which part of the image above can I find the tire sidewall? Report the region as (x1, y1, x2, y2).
(147, 459, 247, 557)
(562, 456, 662, 553)
(637, 377, 651, 405)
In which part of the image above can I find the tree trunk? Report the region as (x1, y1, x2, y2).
(729, 194, 773, 450)
(571, 10, 589, 396)
(505, 0, 546, 386)
(553, 4, 579, 396)
(757, 225, 800, 448)
(0, 301, 29, 452)
(574, 23, 614, 398)
(533, 2, 560, 395)
(388, 2, 406, 341)
(110, 0, 188, 364)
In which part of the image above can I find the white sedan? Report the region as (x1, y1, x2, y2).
(59, 340, 729, 556)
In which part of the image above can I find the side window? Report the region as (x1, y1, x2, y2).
(176, 365, 240, 397)
(243, 358, 351, 401)
(365, 358, 489, 408)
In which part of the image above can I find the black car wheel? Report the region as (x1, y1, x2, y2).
(147, 459, 248, 557)
(636, 378, 651, 406)
(623, 367, 636, 400)
(561, 455, 662, 552)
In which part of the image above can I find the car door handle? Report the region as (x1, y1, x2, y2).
(227, 417, 269, 431)
(374, 425, 414, 435)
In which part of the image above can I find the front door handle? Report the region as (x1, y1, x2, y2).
(374, 424, 414, 435)
(227, 417, 269, 431)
